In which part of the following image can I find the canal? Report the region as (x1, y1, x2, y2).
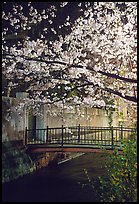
(2, 152, 108, 202)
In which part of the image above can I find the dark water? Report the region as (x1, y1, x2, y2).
(2, 153, 107, 202)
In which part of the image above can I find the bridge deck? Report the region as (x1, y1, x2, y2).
(26, 145, 123, 154)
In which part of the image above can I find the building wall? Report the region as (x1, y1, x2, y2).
(2, 96, 119, 143)
(43, 104, 119, 128)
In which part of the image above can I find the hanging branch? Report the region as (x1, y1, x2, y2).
(2, 53, 137, 83)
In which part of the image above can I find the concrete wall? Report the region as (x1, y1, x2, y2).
(44, 104, 119, 128)
(2, 96, 28, 142)
(2, 96, 119, 143)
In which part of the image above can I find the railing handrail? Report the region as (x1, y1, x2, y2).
(26, 126, 136, 131)
(27, 127, 66, 131)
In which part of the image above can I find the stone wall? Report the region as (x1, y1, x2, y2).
(30, 152, 61, 170)
(2, 140, 73, 184)
(2, 140, 35, 183)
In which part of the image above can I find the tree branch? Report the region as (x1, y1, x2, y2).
(71, 82, 137, 103)
(94, 70, 136, 83)
(2, 53, 137, 83)
(102, 87, 137, 103)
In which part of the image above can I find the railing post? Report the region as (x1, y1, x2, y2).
(46, 125, 49, 143)
(61, 125, 64, 147)
(25, 127, 27, 146)
(33, 128, 36, 142)
(121, 125, 123, 140)
(101, 127, 103, 141)
(78, 124, 81, 143)
(111, 126, 114, 149)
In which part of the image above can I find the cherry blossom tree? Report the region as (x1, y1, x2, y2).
(2, 2, 137, 117)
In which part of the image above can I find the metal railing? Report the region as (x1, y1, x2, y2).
(25, 125, 137, 150)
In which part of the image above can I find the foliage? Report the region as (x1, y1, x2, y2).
(84, 138, 137, 202)
(2, 2, 137, 112)
(105, 99, 115, 127)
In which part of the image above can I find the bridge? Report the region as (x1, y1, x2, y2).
(25, 125, 136, 153)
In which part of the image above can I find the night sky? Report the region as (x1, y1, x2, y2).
(2, 2, 92, 41)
